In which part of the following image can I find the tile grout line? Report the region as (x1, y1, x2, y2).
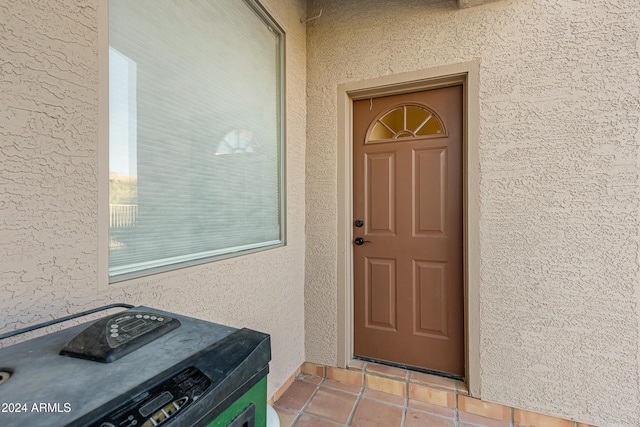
(405, 370, 410, 408)
(365, 371, 458, 394)
(302, 413, 345, 427)
(453, 379, 458, 427)
(295, 412, 345, 427)
(454, 382, 460, 427)
(287, 407, 303, 426)
(344, 384, 364, 427)
(290, 380, 323, 427)
(400, 369, 409, 427)
(340, 361, 364, 427)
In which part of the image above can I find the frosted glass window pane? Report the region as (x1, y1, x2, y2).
(405, 106, 430, 132)
(108, 0, 283, 281)
(370, 122, 394, 140)
(415, 118, 443, 136)
(379, 107, 404, 131)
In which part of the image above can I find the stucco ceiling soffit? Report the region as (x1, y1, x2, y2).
(457, 0, 501, 8)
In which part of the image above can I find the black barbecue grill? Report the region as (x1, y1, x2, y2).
(0, 305, 271, 427)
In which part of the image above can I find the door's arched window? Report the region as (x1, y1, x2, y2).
(368, 104, 445, 143)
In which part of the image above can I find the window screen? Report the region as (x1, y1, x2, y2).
(108, 0, 284, 281)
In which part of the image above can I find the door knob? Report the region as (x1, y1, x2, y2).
(354, 237, 371, 245)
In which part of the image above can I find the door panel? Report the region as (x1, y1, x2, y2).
(414, 147, 447, 237)
(353, 85, 464, 376)
(366, 257, 397, 331)
(413, 260, 448, 338)
(366, 153, 396, 236)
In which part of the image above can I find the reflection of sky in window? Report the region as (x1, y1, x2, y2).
(109, 47, 137, 177)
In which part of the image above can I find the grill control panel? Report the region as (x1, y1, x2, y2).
(60, 311, 181, 363)
(93, 366, 212, 427)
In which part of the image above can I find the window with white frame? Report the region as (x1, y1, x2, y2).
(108, 0, 284, 282)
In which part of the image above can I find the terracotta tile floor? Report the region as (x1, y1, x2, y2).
(273, 361, 595, 427)
(273, 362, 473, 427)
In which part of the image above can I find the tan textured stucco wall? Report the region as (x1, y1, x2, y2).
(0, 0, 306, 398)
(304, 0, 640, 425)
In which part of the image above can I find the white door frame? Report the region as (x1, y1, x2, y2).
(336, 61, 481, 397)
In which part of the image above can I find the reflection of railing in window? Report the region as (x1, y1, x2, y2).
(110, 204, 138, 228)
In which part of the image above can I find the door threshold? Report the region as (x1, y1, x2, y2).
(353, 355, 464, 382)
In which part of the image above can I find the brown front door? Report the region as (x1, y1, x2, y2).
(353, 85, 464, 377)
